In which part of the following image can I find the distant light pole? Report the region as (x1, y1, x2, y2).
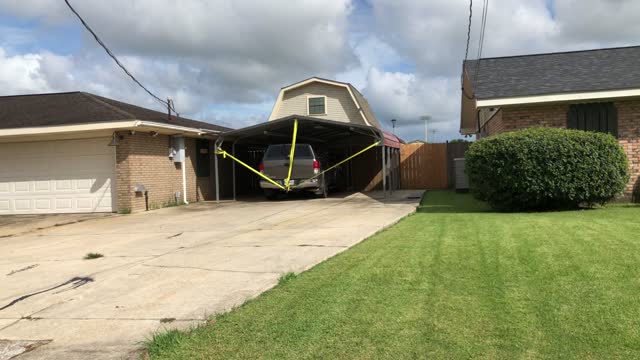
(391, 119, 397, 135)
(420, 115, 431, 142)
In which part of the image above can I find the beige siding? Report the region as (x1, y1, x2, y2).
(351, 88, 381, 128)
(272, 82, 367, 125)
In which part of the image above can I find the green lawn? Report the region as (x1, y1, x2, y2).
(148, 191, 640, 359)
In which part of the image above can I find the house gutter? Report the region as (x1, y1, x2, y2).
(133, 120, 221, 136)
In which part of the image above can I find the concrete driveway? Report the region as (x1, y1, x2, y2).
(0, 191, 421, 359)
(0, 213, 113, 238)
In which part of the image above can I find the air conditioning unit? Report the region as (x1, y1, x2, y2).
(454, 158, 469, 191)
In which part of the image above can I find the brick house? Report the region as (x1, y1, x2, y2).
(0, 92, 229, 214)
(460, 46, 640, 200)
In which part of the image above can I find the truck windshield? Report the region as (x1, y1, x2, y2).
(264, 144, 314, 160)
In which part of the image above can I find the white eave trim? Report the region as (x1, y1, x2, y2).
(477, 88, 640, 108)
(0, 120, 221, 137)
(134, 121, 221, 135)
(0, 121, 138, 137)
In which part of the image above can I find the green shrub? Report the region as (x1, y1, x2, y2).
(465, 128, 629, 211)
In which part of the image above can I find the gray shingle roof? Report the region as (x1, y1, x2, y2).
(464, 45, 640, 99)
(0, 92, 231, 131)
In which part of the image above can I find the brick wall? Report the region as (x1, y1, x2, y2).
(481, 100, 640, 199)
(482, 109, 505, 135)
(501, 104, 569, 132)
(616, 101, 640, 198)
(115, 132, 214, 212)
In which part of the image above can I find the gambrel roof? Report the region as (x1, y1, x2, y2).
(268, 77, 382, 128)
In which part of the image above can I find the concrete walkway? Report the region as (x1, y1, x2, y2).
(0, 191, 422, 359)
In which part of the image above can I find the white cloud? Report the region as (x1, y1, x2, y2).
(0, 0, 356, 98)
(0, 48, 51, 93)
(364, 68, 460, 141)
(555, 0, 640, 45)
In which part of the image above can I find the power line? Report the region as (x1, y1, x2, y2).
(472, 0, 489, 91)
(461, 0, 475, 99)
(63, 0, 178, 114)
(463, 0, 473, 71)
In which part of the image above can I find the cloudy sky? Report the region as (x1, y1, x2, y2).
(0, 0, 638, 141)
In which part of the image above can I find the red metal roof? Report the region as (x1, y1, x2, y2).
(383, 131, 402, 148)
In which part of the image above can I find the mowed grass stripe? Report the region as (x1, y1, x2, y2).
(148, 191, 640, 359)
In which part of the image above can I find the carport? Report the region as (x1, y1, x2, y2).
(213, 115, 401, 201)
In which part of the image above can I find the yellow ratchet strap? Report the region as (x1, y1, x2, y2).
(283, 118, 298, 192)
(307, 141, 381, 181)
(215, 148, 286, 191)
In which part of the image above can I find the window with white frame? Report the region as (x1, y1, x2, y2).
(308, 96, 326, 115)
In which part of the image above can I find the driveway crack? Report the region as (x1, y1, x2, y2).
(141, 264, 279, 275)
(0, 277, 93, 311)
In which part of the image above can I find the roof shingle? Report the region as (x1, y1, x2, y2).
(464, 45, 640, 99)
(0, 92, 231, 131)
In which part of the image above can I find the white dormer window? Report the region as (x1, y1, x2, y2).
(307, 96, 326, 115)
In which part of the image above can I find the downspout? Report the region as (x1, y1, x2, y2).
(214, 138, 223, 203)
(182, 158, 189, 205)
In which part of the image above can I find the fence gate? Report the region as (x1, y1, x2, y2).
(400, 143, 448, 189)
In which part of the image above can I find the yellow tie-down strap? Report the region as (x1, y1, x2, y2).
(284, 119, 298, 191)
(214, 116, 381, 193)
(305, 140, 380, 181)
(215, 149, 286, 191)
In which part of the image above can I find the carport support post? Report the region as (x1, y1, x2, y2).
(214, 140, 220, 203)
(232, 142, 236, 201)
(387, 146, 393, 195)
(381, 145, 387, 200)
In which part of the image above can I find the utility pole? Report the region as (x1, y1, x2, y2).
(391, 119, 397, 135)
(420, 115, 431, 142)
(167, 97, 172, 121)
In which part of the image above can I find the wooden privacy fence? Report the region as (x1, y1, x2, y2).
(400, 142, 470, 190)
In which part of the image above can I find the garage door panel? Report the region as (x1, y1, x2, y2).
(2, 156, 114, 177)
(56, 198, 73, 210)
(76, 198, 94, 210)
(55, 180, 73, 191)
(14, 199, 31, 211)
(34, 180, 50, 191)
(0, 138, 115, 214)
(1, 177, 113, 196)
(35, 199, 51, 210)
(14, 182, 30, 192)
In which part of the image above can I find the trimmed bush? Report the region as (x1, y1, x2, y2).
(465, 128, 629, 211)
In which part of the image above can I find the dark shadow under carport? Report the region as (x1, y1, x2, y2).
(212, 115, 401, 202)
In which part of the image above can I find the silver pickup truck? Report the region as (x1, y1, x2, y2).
(259, 144, 328, 199)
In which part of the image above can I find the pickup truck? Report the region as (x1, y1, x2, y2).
(258, 143, 329, 199)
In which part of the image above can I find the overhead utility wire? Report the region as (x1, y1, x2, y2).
(472, 0, 489, 91)
(64, 0, 178, 114)
(461, 0, 475, 99)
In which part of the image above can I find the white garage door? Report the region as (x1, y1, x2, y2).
(0, 137, 116, 214)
